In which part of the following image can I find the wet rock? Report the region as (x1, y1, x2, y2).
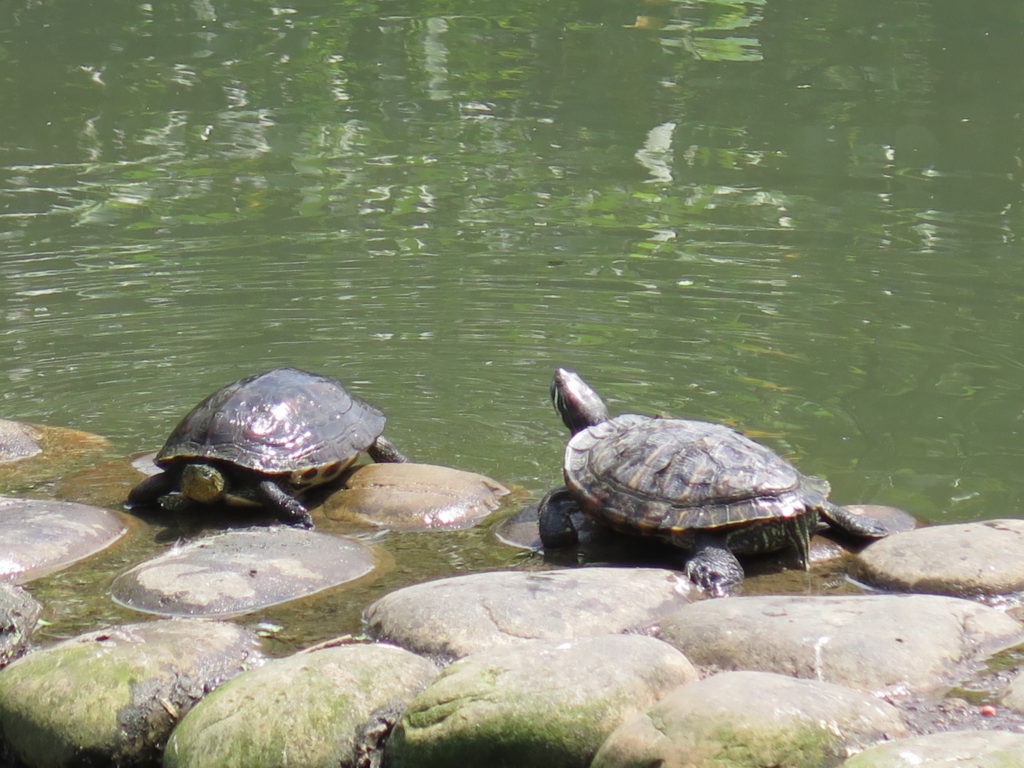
(853, 519, 1024, 597)
(591, 670, 907, 768)
(164, 641, 438, 768)
(0, 582, 41, 667)
(0, 420, 110, 493)
(657, 594, 1024, 697)
(111, 526, 377, 617)
(0, 496, 127, 582)
(364, 567, 693, 660)
(386, 634, 696, 768)
(0, 619, 261, 768)
(842, 729, 1024, 767)
(0, 420, 43, 463)
(322, 463, 511, 530)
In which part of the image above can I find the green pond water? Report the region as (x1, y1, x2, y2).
(3, 0, 1024, 646)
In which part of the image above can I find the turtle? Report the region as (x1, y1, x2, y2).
(537, 368, 888, 596)
(126, 367, 407, 528)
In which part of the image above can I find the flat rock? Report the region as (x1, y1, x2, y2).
(0, 421, 110, 493)
(0, 619, 261, 768)
(657, 594, 1024, 697)
(853, 519, 1024, 597)
(842, 729, 1024, 767)
(0, 496, 127, 583)
(322, 462, 511, 530)
(386, 634, 697, 768)
(165, 641, 439, 768)
(591, 670, 907, 768)
(111, 526, 377, 617)
(0, 582, 41, 667)
(364, 567, 693, 660)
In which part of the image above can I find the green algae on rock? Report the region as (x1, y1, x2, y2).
(164, 641, 438, 768)
(591, 670, 907, 768)
(0, 619, 261, 768)
(841, 729, 1024, 767)
(385, 634, 697, 768)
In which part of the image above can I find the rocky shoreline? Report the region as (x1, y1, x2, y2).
(3, 418, 1024, 766)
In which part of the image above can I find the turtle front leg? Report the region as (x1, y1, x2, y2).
(125, 471, 178, 509)
(684, 532, 745, 598)
(537, 487, 580, 549)
(368, 435, 408, 464)
(257, 479, 313, 528)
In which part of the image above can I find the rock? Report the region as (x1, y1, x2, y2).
(0, 420, 110, 493)
(322, 462, 511, 530)
(999, 670, 1024, 713)
(364, 567, 693, 660)
(0, 619, 261, 768)
(841, 729, 1024, 767)
(164, 641, 438, 768)
(656, 594, 1024, 697)
(853, 519, 1024, 597)
(591, 670, 907, 768)
(0, 496, 127, 582)
(0, 582, 41, 667)
(111, 526, 378, 617)
(385, 634, 697, 768)
(0, 420, 43, 463)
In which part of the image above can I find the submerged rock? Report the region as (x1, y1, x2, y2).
(111, 526, 378, 617)
(842, 729, 1024, 767)
(853, 519, 1024, 598)
(0, 420, 110, 493)
(386, 634, 696, 768)
(322, 462, 511, 530)
(0, 619, 261, 768)
(0, 582, 41, 667)
(0, 496, 127, 582)
(364, 567, 693, 660)
(164, 641, 438, 768)
(656, 594, 1024, 697)
(591, 670, 907, 768)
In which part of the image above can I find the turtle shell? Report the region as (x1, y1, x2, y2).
(564, 413, 829, 546)
(156, 368, 385, 475)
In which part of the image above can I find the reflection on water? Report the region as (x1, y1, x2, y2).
(2, 0, 1023, 535)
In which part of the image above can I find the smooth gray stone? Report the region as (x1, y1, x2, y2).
(0, 582, 41, 667)
(364, 567, 693, 660)
(111, 526, 377, 617)
(0, 496, 127, 582)
(657, 593, 1024, 696)
(854, 519, 1024, 597)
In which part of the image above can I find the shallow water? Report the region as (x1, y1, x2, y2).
(3, 0, 1024, 644)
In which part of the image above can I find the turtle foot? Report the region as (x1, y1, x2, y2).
(684, 546, 745, 598)
(537, 487, 580, 549)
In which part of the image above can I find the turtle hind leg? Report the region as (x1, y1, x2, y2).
(537, 487, 580, 549)
(368, 436, 408, 463)
(820, 502, 888, 539)
(257, 479, 313, 529)
(125, 471, 178, 509)
(684, 532, 745, 598)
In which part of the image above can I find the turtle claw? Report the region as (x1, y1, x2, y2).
(685, 536, 745, 597)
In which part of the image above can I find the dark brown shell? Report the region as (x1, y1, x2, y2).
(156, 368, 385, 475)
(564, 413, 828, 538)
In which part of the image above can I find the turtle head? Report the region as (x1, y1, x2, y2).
(181, 463, 228, 504)
(551, 368, 609, 435)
